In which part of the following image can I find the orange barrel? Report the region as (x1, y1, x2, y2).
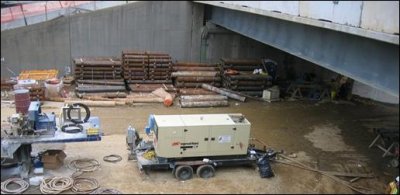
(14, 89, 30, 114)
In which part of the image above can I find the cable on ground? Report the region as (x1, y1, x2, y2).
(71, 177, 99, 194)
(1, 178, 29, 194)
(103, 155, 122, 163)
(68, 158, 100, 172)
(39, 176, 73, 194)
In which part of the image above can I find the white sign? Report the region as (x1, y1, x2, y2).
(218, 135, 231, 143)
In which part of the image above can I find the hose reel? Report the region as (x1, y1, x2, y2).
(67, 103, 90, 124)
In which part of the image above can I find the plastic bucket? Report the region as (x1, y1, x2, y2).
(45, 79, 63, 98)
(14, 89, 30, 114)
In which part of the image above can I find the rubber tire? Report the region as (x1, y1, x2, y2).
(196, 165, 215, 179)
(390, 158, 399, 168)
(175, 165, 193, 181)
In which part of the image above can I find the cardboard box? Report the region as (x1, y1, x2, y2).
(41, 150, 66, 170)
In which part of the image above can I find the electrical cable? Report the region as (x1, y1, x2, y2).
(71, 177, 99, 194)
(68, 158, 100, 172)
(1, 178, 29, 194)
(90, 187, 123, 194)
(67, 103, 90, 124)
(103, 155, 122, 163)
(61, 123, 83, 133)
(39, 176, 73, 194)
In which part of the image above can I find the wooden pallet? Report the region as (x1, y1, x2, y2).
(19, 69, 58, 81)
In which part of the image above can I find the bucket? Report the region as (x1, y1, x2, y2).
(14, 89, 30, 114)
(45, 79, 63, 98)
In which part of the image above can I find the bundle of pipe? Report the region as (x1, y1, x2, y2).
(221, 58, 272, 97)
(122, 51, 148, 83)
(75, 84, 127, 93)
(127, 83, 176, 93)
(148, 53, 173, 82)
(73, 57, 126, 97)
(178, 88, 217, 95)
(74, 57, 123, 81)
(172, 62, 222, 93)
(122, 50, 173, 85)
(180, 95, 228, 108)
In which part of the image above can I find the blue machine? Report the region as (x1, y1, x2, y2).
(144, 114, 155, 135)
(27, 101, 56, 131)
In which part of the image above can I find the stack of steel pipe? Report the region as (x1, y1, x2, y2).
(74, 57, 123, 81)
(122, 51, 149, 83)
(148, 52, 173, 81)
(172, 62, 221, 92)
(74, 57, 127, 95)
(122, 51, 173, 94)
(179, 95, 228, 108)
(221, 58, 271, 97)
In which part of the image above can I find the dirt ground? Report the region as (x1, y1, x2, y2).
(1, 98, 399, 194)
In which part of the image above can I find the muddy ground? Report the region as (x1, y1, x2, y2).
(1, 99, 399, 194)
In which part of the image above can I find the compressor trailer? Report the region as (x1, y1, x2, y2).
(127, 113, 278, 180)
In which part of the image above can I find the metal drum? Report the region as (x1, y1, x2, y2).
(14, 89, 30, 114)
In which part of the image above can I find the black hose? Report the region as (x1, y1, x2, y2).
(61, 124, 83, 133)
(67, 103, 90, 124)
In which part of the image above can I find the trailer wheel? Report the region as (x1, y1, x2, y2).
(196, 165, 215, 179)
(175, 165, 193, 181)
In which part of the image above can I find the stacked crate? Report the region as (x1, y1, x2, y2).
(221, 58, 271, 97)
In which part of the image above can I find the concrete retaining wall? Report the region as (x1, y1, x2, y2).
(1, 1, 202, 78)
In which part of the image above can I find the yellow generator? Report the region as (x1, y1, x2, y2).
(153, 114, 251, 158)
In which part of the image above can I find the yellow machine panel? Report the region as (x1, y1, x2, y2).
(153, 114, 251, 158)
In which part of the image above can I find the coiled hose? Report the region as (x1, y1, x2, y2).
(71, 177, 99, 194)
(68, 158, 100, 172)
(90, 188, 123, 194)
(61, 123, 83, 133)
(1, 178, 29, 194)
(67, 103, 90, 124)
(40, 176, 73, 194)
